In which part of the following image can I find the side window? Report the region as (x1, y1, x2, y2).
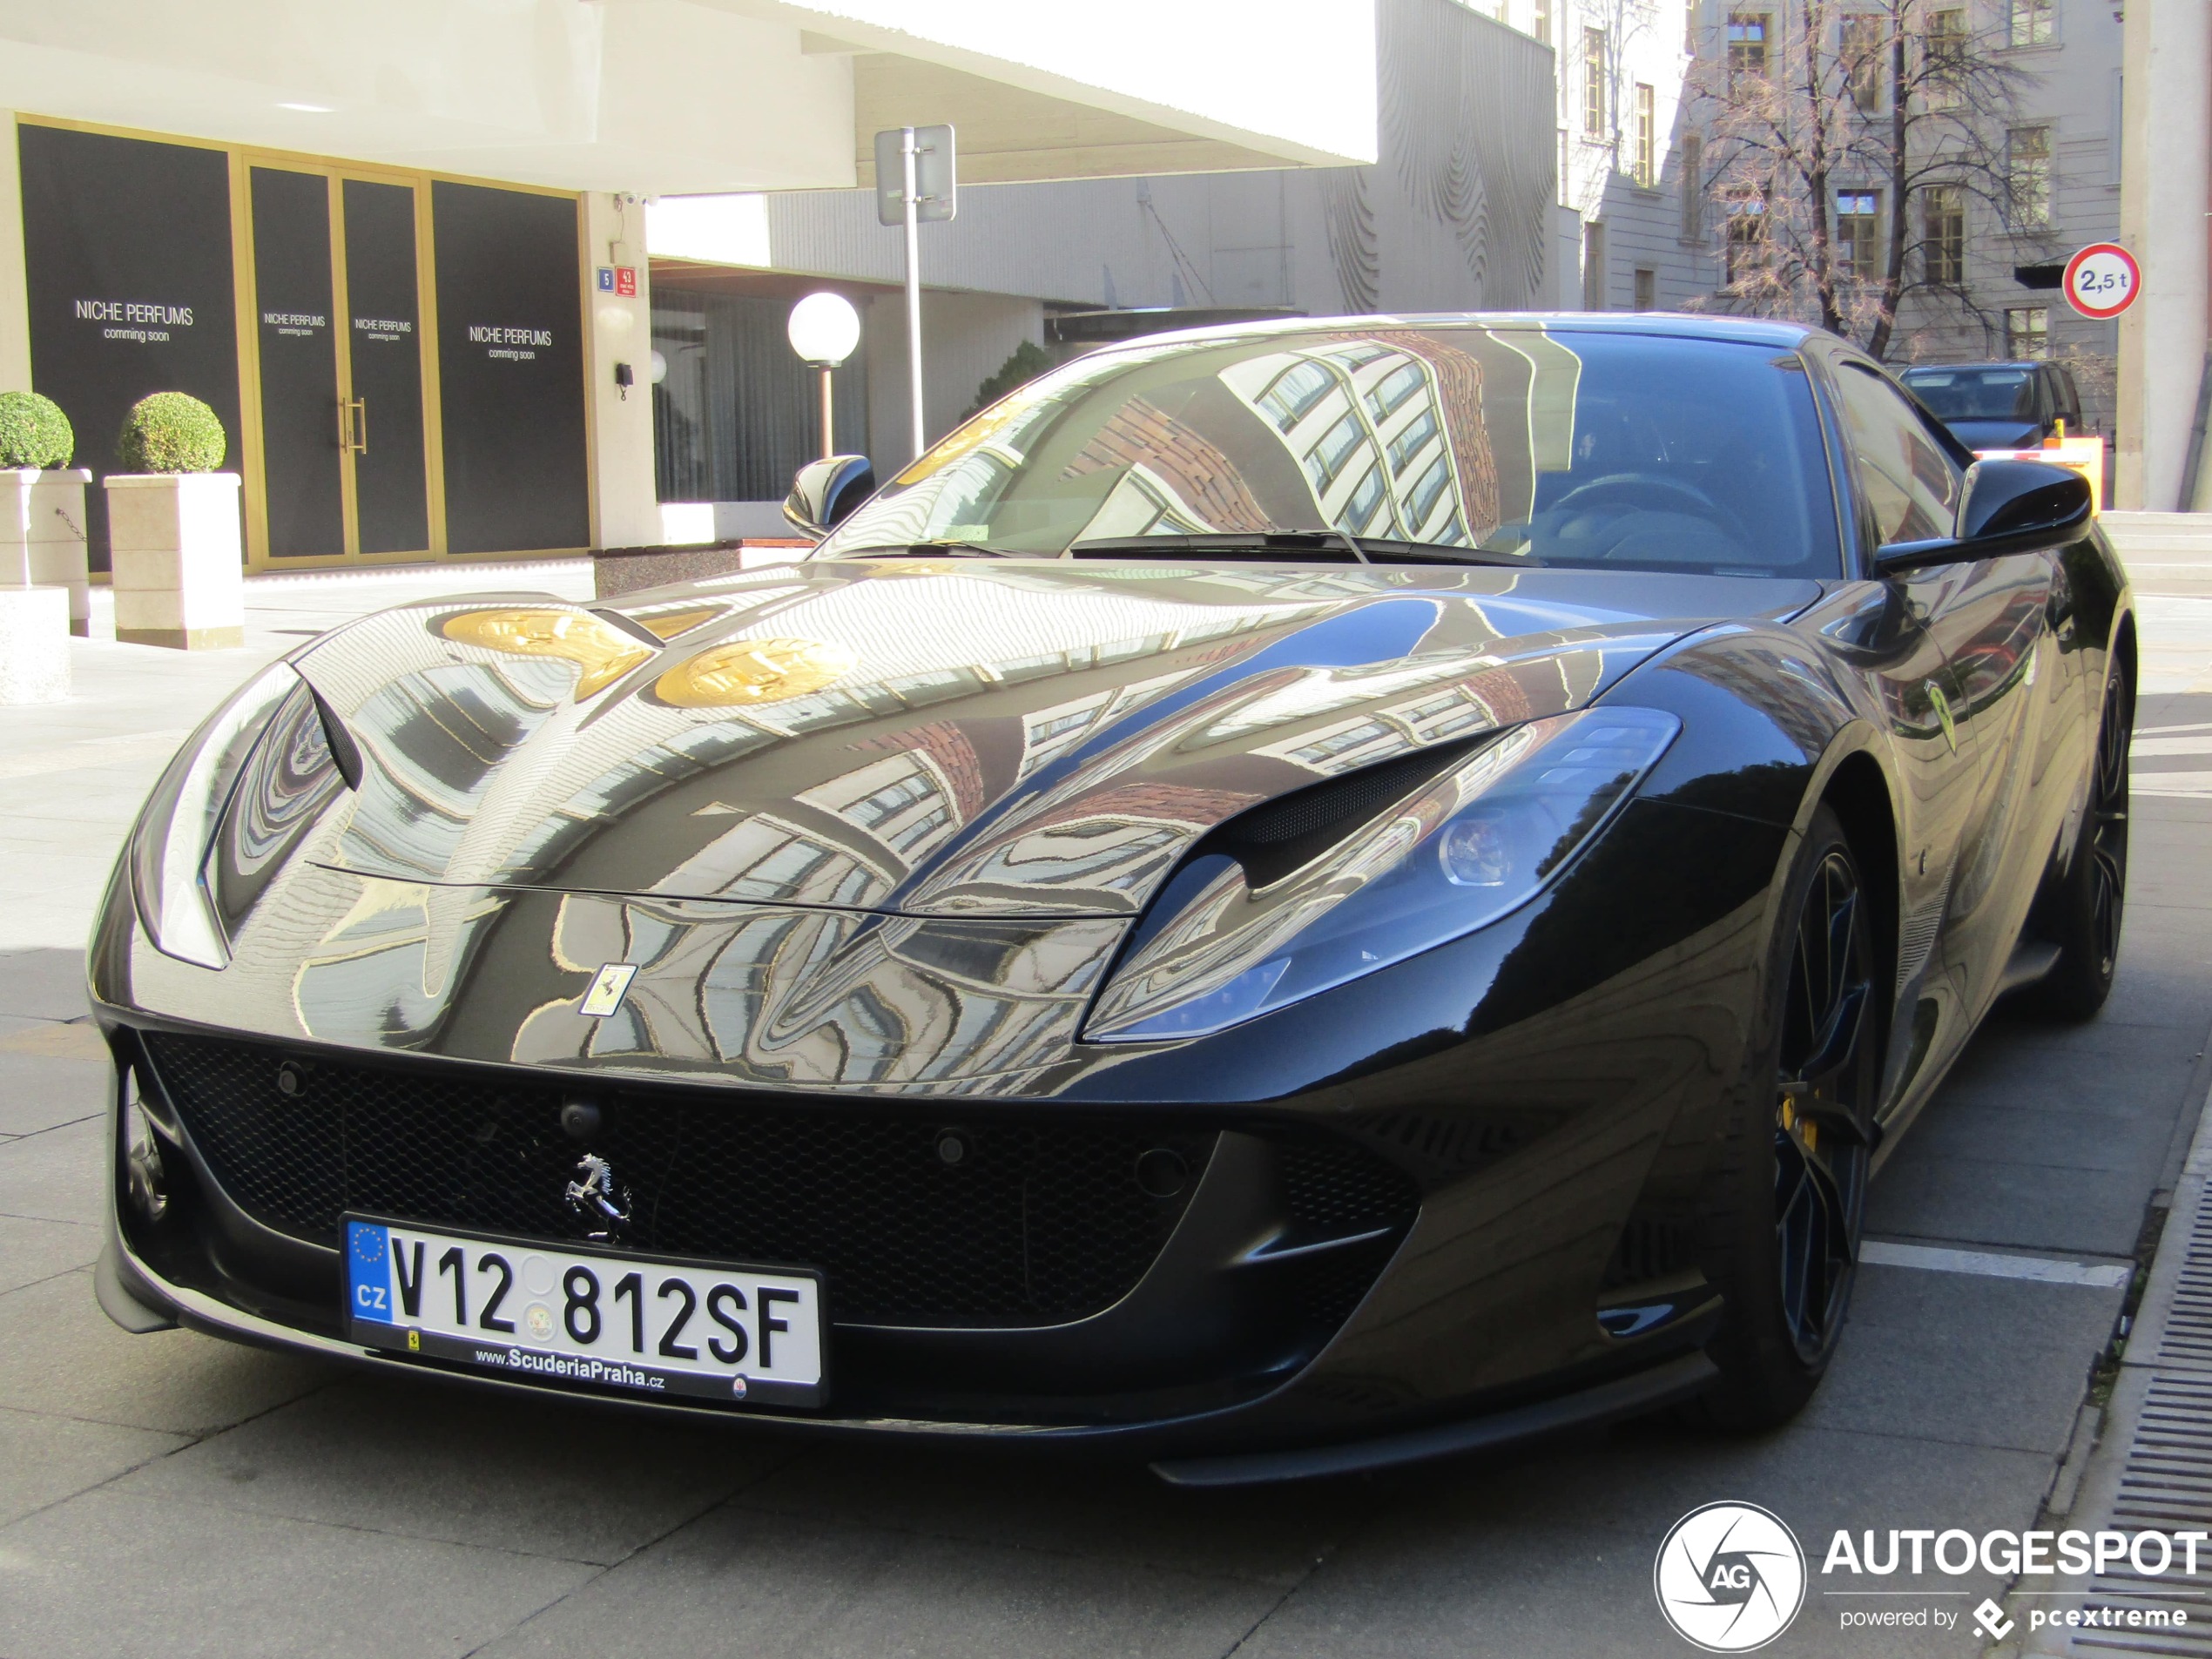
(1833, 362, 1964, 546)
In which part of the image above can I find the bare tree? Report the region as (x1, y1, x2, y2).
(1686, 0, 2041, 361)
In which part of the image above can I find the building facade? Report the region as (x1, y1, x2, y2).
(1487, 0, 1706, 315)
(1482, 0, 2124, 439)
(0, 1, 1380, 570)
(644, 0, 1559, 521)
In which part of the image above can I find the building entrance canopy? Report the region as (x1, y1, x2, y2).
(0, 1, 1376, 197)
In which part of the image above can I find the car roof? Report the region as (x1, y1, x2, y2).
(1082, 310, 1818, 355)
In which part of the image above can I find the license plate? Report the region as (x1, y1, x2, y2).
(342, 1216, 825, 1408)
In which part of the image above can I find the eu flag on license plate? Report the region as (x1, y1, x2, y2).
(347, 1220, 394, 1325)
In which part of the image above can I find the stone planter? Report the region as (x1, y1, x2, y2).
(105, 472, 244, 651)
(0, 583, 71, 703)
(0, 468, 92, 636)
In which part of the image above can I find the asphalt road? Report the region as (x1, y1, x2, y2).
(1, 537, 2208, 1657)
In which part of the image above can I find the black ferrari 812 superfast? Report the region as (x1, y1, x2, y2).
(91, 315, 2129, 1483)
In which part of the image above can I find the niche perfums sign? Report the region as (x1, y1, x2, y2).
(74, 298, 196, 343)
(465, 323, 553, 361)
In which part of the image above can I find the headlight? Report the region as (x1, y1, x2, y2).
(130, 663, 307, 968)
(1082, 706, 1681, 1042)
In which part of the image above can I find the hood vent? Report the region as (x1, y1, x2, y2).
(1204, 735, 1491, 891)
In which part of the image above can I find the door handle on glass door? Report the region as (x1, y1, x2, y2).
(348, 398, 368, 455)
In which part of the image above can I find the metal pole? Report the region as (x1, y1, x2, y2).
(902, 125, 925, 461)
(819, 365, 835, 460)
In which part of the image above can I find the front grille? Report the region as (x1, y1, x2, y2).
(138, 1032, 1415, 1330)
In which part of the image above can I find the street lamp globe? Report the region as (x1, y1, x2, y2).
(786, 292, 860, 368)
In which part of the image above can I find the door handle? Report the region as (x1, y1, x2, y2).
(348, 397, 367, 455)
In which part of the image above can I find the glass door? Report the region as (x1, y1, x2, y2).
(246, 165, 433, 562)
(249, 166, 345, 559)
(340, 178, 430, 556)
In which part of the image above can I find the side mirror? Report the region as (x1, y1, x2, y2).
(1875, 458, 2092, 574)
(784, 455, 875, 538)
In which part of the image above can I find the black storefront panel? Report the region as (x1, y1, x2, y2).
(344, 179, 430, 556)
(250, 167, 343, 560)
(20, 125, 240, 566)
(432, 181, 589, 555)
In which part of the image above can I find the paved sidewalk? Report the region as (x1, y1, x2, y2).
(0, 530, 2205, 1657)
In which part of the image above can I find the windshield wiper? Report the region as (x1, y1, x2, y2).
(840, 540, 1027, 559)
(1068, 530, 1541, 569)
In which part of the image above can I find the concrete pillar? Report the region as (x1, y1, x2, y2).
(2116, 0, 2211, 510)
(0, 113, 30, 395)
(581, 192, 660, 550)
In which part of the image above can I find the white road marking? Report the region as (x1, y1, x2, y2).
(1860, 1239, 2131, 1288)
(2133, 770, 2212, 799)
(2132, 726, 2212, 758)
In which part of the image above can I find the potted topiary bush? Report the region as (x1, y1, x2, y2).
(105, 392, 243, 651)
(0, 390, 80, 703)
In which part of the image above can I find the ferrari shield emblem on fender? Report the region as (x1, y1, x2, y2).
(578, 963, 637, 1018)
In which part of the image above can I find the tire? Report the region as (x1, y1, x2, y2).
(1692, 802, 1881, 1431)
(2023, 662, 2130, 1022)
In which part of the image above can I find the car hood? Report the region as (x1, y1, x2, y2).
(118, 558, 1827, 1089)
(290, 558, 1818, 923)
(1943, 418, 2043, 451)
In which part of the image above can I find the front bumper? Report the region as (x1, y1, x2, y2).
(96, 1008, 1723, 1468)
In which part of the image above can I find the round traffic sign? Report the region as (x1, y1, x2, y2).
(2062, 243, 2140, 320)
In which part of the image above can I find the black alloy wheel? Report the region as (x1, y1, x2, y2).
(2086, 670, 2131, 981)
(2027, 662, 2130, 1022)
(1694, 803, 1880, 1430)
(1771, 846, 1875, 1363)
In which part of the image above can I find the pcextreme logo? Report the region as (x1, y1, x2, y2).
(1654, 1502, 1809, 1652)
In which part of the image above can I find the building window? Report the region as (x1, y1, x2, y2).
(1922, 185, 1964, 283)
(1837, 190, 1881, 277)
(1534, 0, 1551, 44)
(1841, 13, 1884, 112)
(2008, 125, 2051, 226)
(1366, 361, 1424, 421)
(1305, 411, 1367, 492)
(1582, 219, 1607, 308)
(1925, 9, 1966, 108)
(1258, 360, 1334, 430)
(1635, 84, 1656, 185)
(1685, 0, 1699, 52)
(1725, 192, 1766, 283)
(1681, 133, 1705, 239)
(1584, 29, 1608, 137)
(1727, 13, 1770, 91)
(2008, 0, 2054, 47)
(1634, 268, 1657, 311)
(2006, 306, 2050, 360)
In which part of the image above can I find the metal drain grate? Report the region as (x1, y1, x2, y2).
(2075, 1374, 2212, 1656)
(2058, 1130, 2212, 1656)
(2157, 1204, 2212, 1371)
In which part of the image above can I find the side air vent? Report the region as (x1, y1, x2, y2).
(1204, 735, 1492, 889)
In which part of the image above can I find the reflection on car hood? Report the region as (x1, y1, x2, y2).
(290, 559, 1817, 921)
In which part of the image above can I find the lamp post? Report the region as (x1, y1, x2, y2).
(786, 292, 861, 459)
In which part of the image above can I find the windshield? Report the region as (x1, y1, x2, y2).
(816, 325, 1843, 579)
(1898, 367, 2039, 422)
